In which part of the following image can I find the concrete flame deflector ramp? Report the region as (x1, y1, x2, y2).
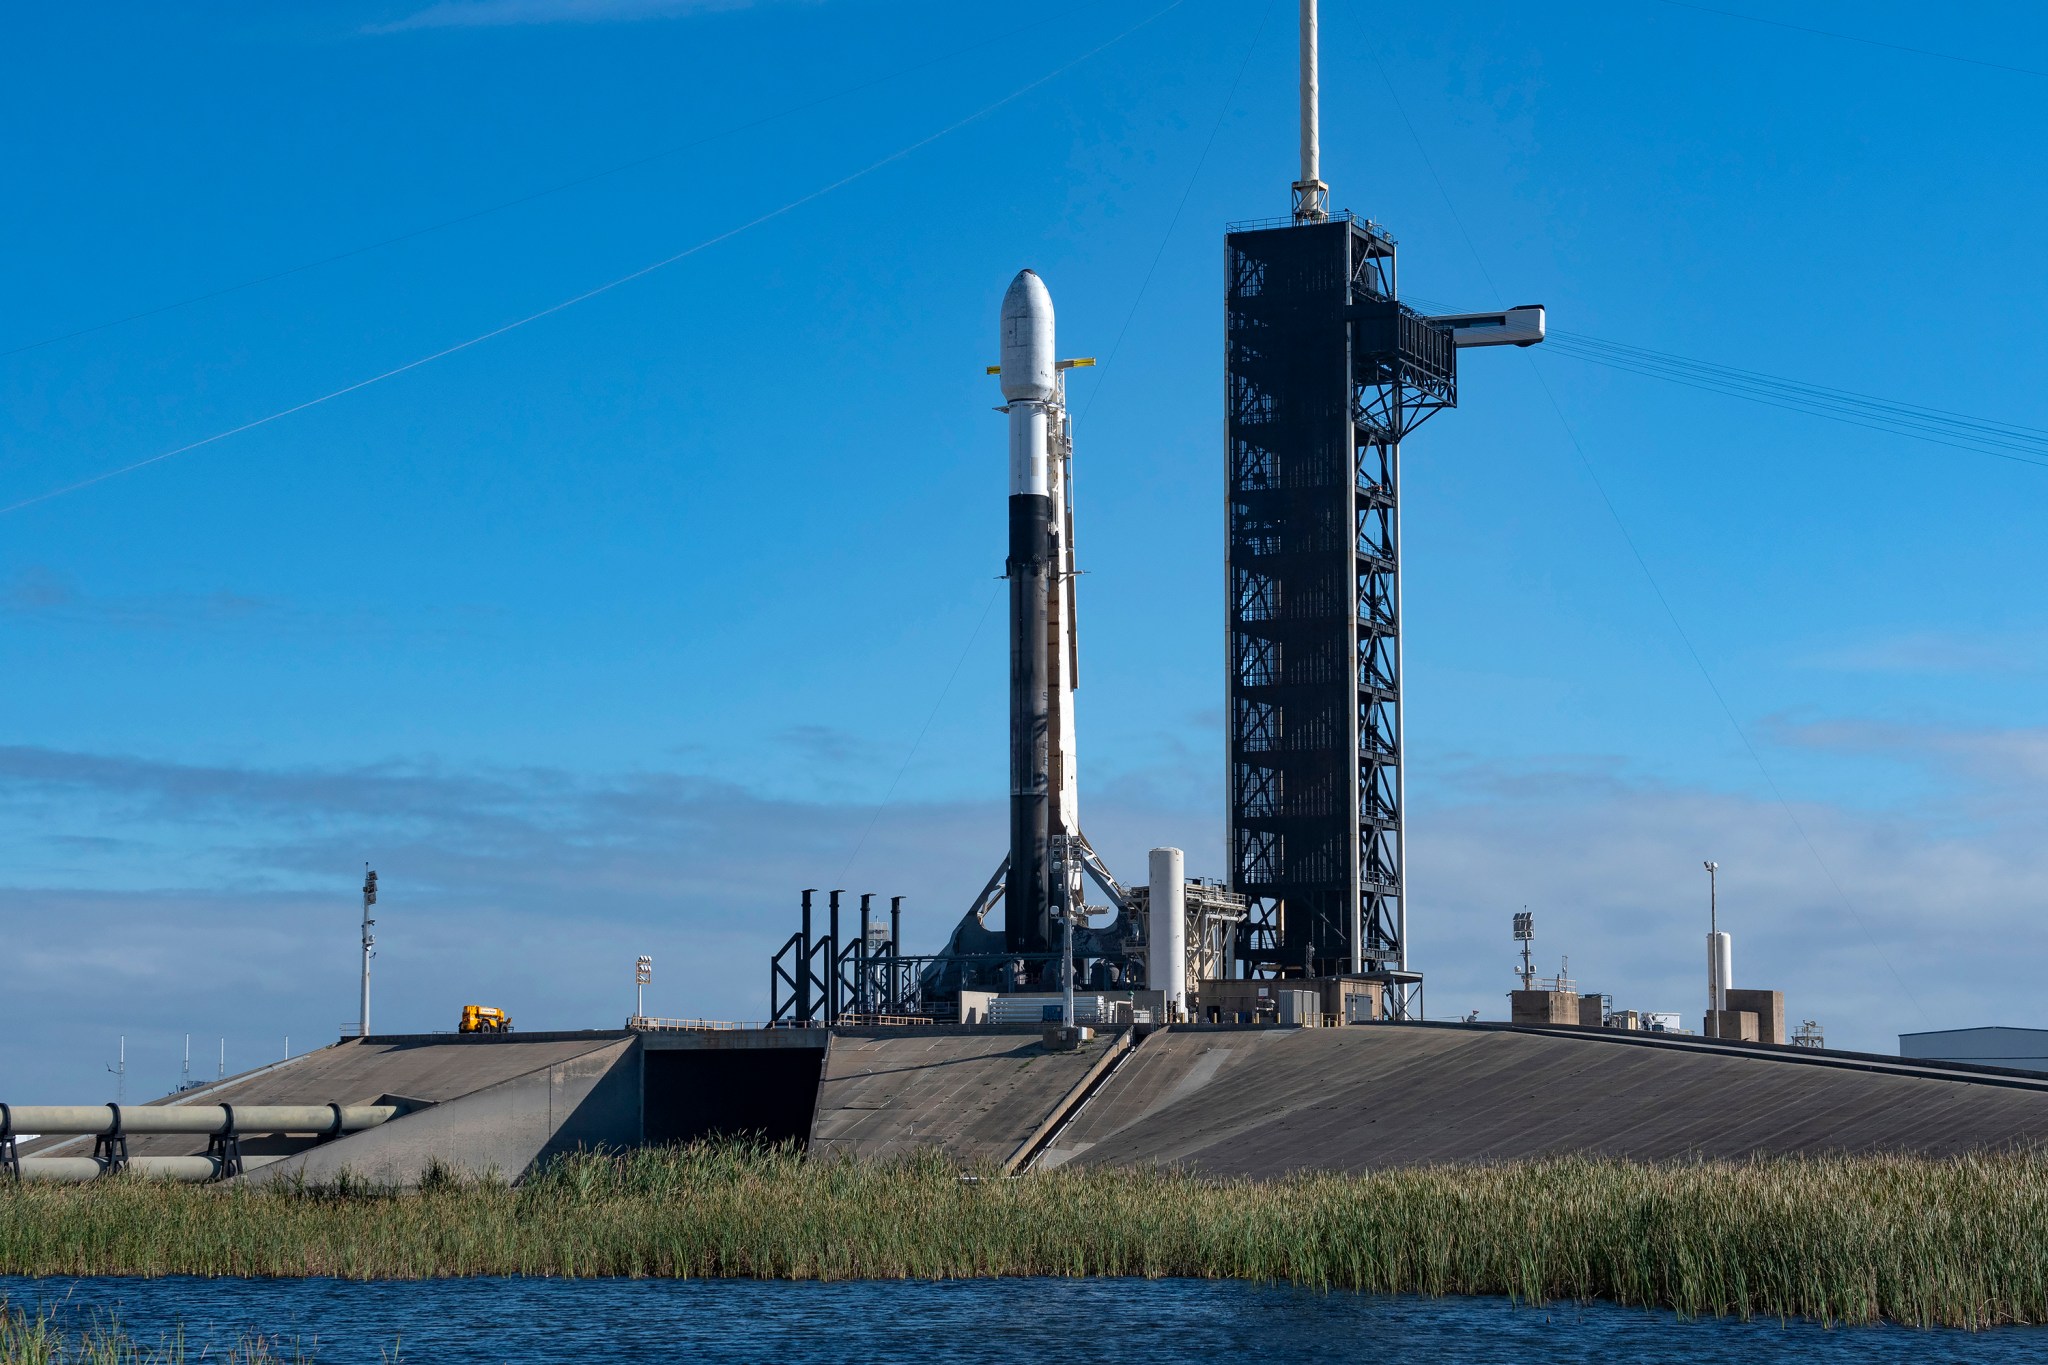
(1050, 1023, 2048, 1175)
(23, 1032, 641, 1185)
(22, 1032, 637, 1162)
(809, 1027, 1128, 1168)
(241, 1035, 639, 1186)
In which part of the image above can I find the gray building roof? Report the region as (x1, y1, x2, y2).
(1899, 1026, 2048, 1073)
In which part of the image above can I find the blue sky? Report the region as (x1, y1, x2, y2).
(5, 0, 2047, 1094)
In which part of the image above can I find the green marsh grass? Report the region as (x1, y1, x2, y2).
(3, 1145, 2046, 1328)
(0, 1299, 310, 1364)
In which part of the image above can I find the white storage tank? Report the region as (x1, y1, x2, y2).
(1148, 847, 1187, 1021)
(1708, 930, 1732, 1013)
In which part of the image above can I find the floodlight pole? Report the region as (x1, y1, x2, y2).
(1512, 909, 1535, 991)
(635, 955, 653, 1023)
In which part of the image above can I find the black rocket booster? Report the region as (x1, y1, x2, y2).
(999, 269, 1057, 957)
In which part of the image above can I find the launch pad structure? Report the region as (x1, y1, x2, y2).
(767, 1, 1547, 1027)
(31, 5, 2048, 1198)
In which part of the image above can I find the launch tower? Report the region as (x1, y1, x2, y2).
(1225, 1, 1542, 1014)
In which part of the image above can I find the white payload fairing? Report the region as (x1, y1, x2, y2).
(997, 269, 1086, 960)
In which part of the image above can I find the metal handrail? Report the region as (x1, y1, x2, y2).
(628, 1014, 938, 1032)
(627, 1017, 753, 1032)
(1226, 209, 1361, 233)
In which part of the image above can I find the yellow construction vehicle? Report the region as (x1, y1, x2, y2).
(458, 1004, 513, 1034)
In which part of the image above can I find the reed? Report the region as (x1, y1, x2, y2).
(3, 1145, 2046, 1328)
(0, 1299, 309, 1364)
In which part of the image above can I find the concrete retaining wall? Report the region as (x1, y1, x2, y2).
(243, 1037, 639, 1187)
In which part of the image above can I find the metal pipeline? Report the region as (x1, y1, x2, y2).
(18, 1154, 289, 1183)
(2, 1104, 398, 1136)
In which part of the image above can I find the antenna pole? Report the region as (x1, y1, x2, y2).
(1292, 0, 1329, 222)
(359, 865, 378, 1039)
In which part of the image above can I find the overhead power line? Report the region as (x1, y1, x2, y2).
(1369, 45, 1934, 1025)
(0, 0, 1189, 519)
(848, 0, 1260, 880)
(1541, 332, 2048, 471)
(1407, 294, 2048, 473)
(1078, 2, 1272, 423)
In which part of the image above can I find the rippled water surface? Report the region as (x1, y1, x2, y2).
(5, 1275, 2044, 1363)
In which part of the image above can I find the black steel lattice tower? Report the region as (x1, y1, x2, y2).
(1225, 216, 1454, 1007)
(1224, 2, 1541, 1015)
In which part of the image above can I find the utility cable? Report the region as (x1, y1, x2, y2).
(1383, 12, 2048, 474)
(842, 0, 1253, 880)
(1397, 304, 2048, 474)
(0, 0, 1189, 520)
(1, 0, 1110, 360)
(1366, 43, 1934, 1025)
(1521, 370, 1933, 1027)
(1656, 0, 2048, 81)
(842, 0, 1255, 883)
(835, 583, 1001, 883)
(1076, 0, 1272, 424)
(839, 0, 1253, 888)
(1542, 335, 2048, 471)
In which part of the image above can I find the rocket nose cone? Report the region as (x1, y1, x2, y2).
(1002, 268, 1050, 313)
(999, 269, 1056, 403)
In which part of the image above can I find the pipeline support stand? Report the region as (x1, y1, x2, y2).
(91, 1105, 129, 1176)
(205, 1105, 244, 1181)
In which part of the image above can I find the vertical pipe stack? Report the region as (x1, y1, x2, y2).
(798, 889, 815, 1024)
(889, 896, 903, 1014)
(1000, 269, 1058, 959)
(857, 893, 873, 1016)
(828, 890, 843, 1023)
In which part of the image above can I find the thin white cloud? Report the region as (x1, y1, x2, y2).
(6, 728, 2045, 1096)
(1775, 717, 2048, 790)
(1799, 628, 2048, 676)
(367, 0, 767, 33)
(1, 567, 274, 630)
(1410, 753, 2048, 1056)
